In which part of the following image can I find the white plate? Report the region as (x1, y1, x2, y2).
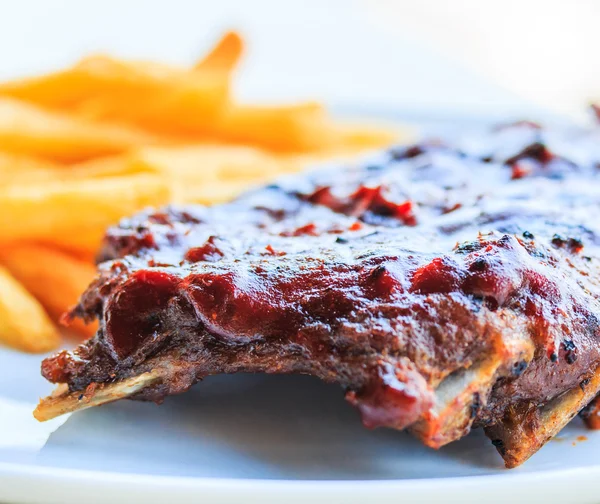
(0, 344, 599, 504)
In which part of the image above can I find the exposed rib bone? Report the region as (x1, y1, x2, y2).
(485, 366, 600, 468)
(412, 336, 534, 448)
(34, 371, 163, 422)
(411, 358, 502, 448)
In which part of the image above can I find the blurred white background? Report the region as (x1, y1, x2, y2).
(0, 0, 597, 121)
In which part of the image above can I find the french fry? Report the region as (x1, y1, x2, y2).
(0, 173, 171, 244)
(0, 151, 151, 185)
(0, 60, 116, 108)
(22, 154, 158, 258)
(0, 55, 228, 122)
(0, 245, 98, 338)
(194, 31, 244, 73)
(67, 154, 156, 179)
(208, 103, 403, 153)
(211, 102, 330, 152)
(0, 265, 60, 353)
(0, 32, 240, 108)
(43, 229, 107, 262)
(0, 150, 58, 170)
(0, 98, 155, 162)
(0, 33, 241, 137)
(331, 119, 406, 153)
(0, 151, 63, 183)
(131, 144, 296, 202)
(69, 55, 230, 136)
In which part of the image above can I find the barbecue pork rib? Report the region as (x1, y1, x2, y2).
(37, 122, 600, 468)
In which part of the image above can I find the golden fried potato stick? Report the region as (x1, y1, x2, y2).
(0, 265, 60, 353)
(0, 173, 171, 243)
(64, 154, 153, 179)
(211, 102, 328, 151)
(43, 229, 107, 263)
(0, 151, 153, 185)
(0, 98, 155, 162)
(334, 119, 407, 153)
(0, 151, 62, 184)
(208, 102, 402, 153)
(0, 151, 58, 170)
(0, 34, 241, 137)
(0, 32, 237, 110)
(194, 31, 244, 73)
(0, 154, 159, 258)
(131, 144, 297, 203)
(69, 55, 230, 136)
(0, 244, 98, 338)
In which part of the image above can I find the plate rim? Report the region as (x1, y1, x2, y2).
(2, 460, 600, 504)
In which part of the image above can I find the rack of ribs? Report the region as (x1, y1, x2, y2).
(36, 121, 600, 468)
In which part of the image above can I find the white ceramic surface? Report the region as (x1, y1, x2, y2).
(0, 344, 599, 504)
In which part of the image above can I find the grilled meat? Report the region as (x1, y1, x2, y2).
(37, 122, 600, 467)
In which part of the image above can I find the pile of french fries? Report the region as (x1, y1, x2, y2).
(0, 32, 404, 353)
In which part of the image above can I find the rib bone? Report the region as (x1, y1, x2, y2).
(412, 335, 534, 448)
(34, 371, 162, 422)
